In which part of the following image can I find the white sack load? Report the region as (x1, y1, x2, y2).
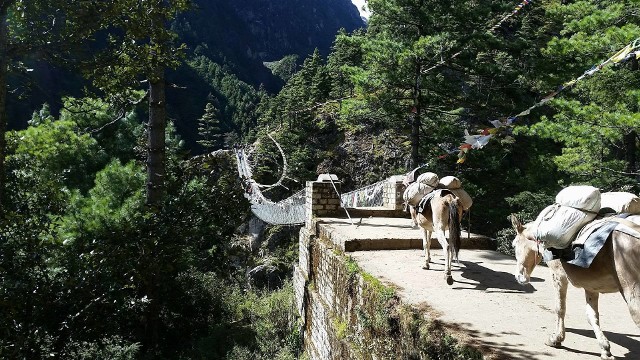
(439, 176, 462, 190)
(403, 182, 434, 206)
(532, 204, 598, 249)
(555, 185, 601, 212)
(416, 172, 439, 188)
(532, 186, 601, 249)
(600, 192, 640, 214)
(450, 188, 473, 211)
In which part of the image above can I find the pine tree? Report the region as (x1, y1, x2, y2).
(353, 0, 501, 168)
(197, 101, 223, 151)
(88, 0, 192, 208)
(0, 1, 114, 213)
(523, 0, 640, 189)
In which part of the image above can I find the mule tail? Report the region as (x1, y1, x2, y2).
(448, 199, 462, 263)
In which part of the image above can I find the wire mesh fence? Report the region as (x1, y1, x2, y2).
(249, 189, 306, 225)
(341, 180, 386, 208)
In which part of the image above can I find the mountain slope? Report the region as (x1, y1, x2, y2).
(7, 0, 365, 154)
(176, 0, 365, 88)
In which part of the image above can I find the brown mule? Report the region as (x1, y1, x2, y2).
(511, 214, 640, 360)
(411, 190, 463, 285)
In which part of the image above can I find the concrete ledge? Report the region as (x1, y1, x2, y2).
(342, 207, 411, 218)
(315, 216, 494, 252)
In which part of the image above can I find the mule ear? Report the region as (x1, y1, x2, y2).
(510, 214, 524, 233)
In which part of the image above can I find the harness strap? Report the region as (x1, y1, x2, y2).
(416, 190, 437, 214)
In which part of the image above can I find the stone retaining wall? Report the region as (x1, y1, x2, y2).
(294, 227, 481, 359)
(295, 175, 481, 359)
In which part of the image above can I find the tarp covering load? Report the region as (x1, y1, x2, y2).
(601, 192, 640, 214)
(532, 185, 601, 249)
(417, 172, 439, 188)
(403, 182, 434, 206)
(438, 176, 473, 211)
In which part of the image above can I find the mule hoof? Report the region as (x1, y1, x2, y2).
(544, 338, 562, 348)
(422, 263, 430, 270)
(446, 276, 453, 285)
(600, 354, 614, 360)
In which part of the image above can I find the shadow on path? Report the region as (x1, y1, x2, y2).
(443, 322, 555, 360)
(452, 260, 537, 293)
(566, 327, 640, 359)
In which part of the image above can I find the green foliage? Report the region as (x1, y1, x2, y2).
(524, 80, 640, 190)
(59, 97, 142, 163)
(256, 49, 342, 186)
(5, 98, 142, 218)
(63, 336, 140, 360)
(210, 282, 301, 360)
(515, 0, 640, 193)
(1, 105, 255, 358)
(197, 101, 224, 151)
(6, 105, 102, 214)
(4, 1, 114, 50)
(0, 208, 59, 359)
(230, 283, 300, 360)
(189, 55, 263, 141)
(87, 0, 192, 92)
(51, 167, 247, 357)
(264, 55, 300, 82)
(57, 160, 145, 242)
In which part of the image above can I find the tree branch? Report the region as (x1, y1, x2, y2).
(86, 91, 149, 134)
(600, 166, 640, 176)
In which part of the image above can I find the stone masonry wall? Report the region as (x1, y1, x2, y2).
(383, 175, 406, 210)
(294, 230, 452, 360)
(294, 175, 480, 359)
(305, 178, 343, 229)
(294, 230, 363, 360)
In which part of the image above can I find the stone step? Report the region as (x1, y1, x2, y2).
(314, 216, 494, 252)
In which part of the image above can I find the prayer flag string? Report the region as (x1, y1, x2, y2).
(491, 0, 534, 31)
(456, 38, 640, 164)
(423, 0, 536, 76)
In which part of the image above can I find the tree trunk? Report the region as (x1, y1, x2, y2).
(0, 7, 9, 214)
(624, 130, 637, 176)
(410, 61, 421, 169)
(627, 55, 638, 178)
(146, 67, 166, 207)
(411, 112, 420, 169)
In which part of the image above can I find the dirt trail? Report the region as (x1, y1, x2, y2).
(350, 248, 640, 359)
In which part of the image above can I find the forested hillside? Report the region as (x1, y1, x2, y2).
(6, 0, 364, 151)
(1, 0, 639, 359)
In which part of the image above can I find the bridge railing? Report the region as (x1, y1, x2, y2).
(339, 175, 406, 210)
(244, 172, 407, 226)
(341, 180, 386, 208)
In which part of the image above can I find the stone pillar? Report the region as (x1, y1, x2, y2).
(384, 175, 406, 210)
(305, 174, 343, 229)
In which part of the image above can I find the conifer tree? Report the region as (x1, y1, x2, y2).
(0, 1, 113, 213)
(88, 0, 192, 208)
(354, 0, 499, 168)
(523, 0, 640, 188)
(197, 101, 223, 151)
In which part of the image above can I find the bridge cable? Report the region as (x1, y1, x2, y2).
(328, 176, 355, 226)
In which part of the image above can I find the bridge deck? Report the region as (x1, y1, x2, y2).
(316, 217, 640, 360)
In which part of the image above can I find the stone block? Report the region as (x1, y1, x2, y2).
(293, 265, 307, 317)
